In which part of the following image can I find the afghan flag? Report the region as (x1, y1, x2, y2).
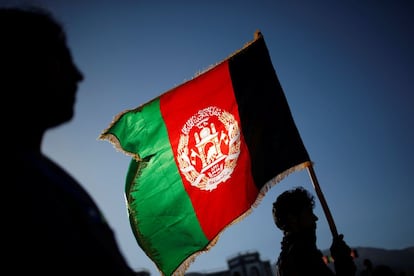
(100, 31, 311, 276)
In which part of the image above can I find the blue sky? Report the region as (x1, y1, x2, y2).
(5, 0, 413, 274)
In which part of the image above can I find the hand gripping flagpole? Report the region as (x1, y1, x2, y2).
(306, 163, 339, 238)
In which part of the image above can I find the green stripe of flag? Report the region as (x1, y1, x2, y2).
(103, 99, 209, 275)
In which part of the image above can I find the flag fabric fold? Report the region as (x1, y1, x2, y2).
(100, 31, 311, 276)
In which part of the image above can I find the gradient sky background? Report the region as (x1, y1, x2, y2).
(4, 0, 413, 274)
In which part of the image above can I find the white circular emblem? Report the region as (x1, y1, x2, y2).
(176, 106, 241, 191)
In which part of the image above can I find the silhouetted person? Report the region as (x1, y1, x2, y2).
(372, 265, 396, 276)
(272, 187, 356, 276)
(2, 6, 136, 275)
(360, 258, 374, 276)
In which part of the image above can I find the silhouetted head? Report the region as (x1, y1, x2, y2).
(272, 186, 318, 233)
(364, 258, 373, 270)
(0, 6, 83, 130)
(373, 265, 395, 276)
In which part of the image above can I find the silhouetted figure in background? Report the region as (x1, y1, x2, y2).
(272, 187, 356, 276)
(1, 6, 135, 275)
(372, 265, 396, 276)
(360, 258, 374, 276)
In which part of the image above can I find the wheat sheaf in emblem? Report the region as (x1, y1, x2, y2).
(176, 106, 241, 191)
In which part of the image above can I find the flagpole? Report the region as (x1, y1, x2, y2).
(306, 164, 339, 238)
